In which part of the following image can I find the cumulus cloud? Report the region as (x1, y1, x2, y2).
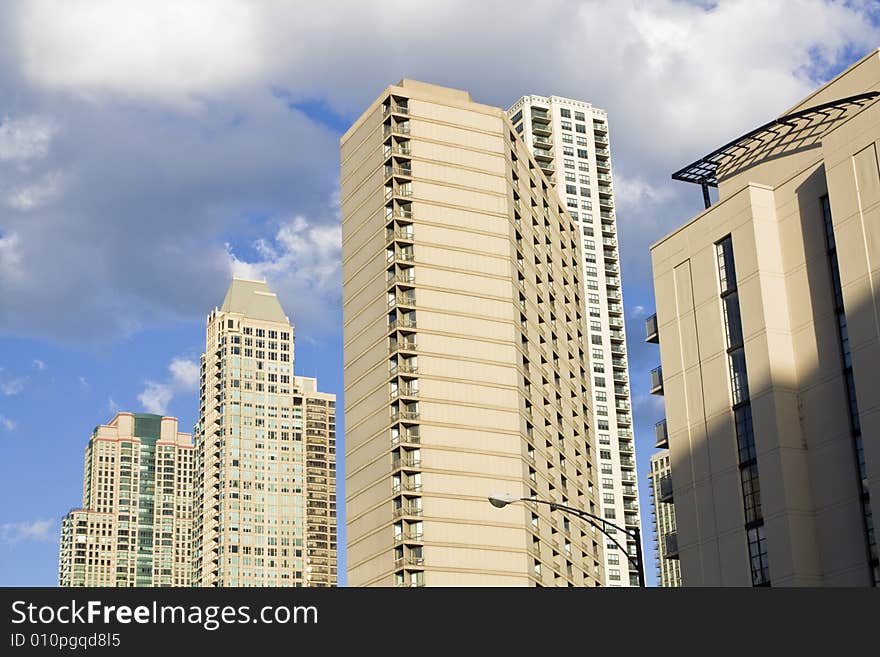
(0, 415, 15, 431)
(227, 212, 342, 333)
(0, 115, 55, 162)
(0, 368, 26, 396)
(0, 0, 877, 349)
(0, 518, 55, 544)
(138, 356, 200, 415)
(31, 359, 45, 370)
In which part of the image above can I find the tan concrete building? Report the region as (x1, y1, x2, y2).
(508, 94, 642, 586)
(342, 80, 604, 586)
(192, 278, 337, 587)
(649, 50, 880, 586)
(59, 413, 193, 587)
(648, 449, 681, 587)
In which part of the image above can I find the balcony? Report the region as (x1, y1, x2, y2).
(531, 108, 551, 123)
(390, 410, 420, 423)
(388, 316, 417, 332)
(390, 430, 420, 447)
(388, 339, 417, 354)
(390, 384, 419, 400)
(383, 104, 409, 116)
(664, 531, 679, 559)
(385, 227, 414, 243)
(532, 123, 552, 137)
(655, 419, 668, 448)
(387, 272, 416, 287)
(392, 504, 422, 518)
(533, 149, 553, 161)
(650, 366, 663, 394)
(645, 313, 659, 343)
(384, 164, 413, 180)
(392, 454, 422, 470)
(393, 555, 425, 568)
(657, 474, 673, 503)
(533, 135, 553, 148)
(622, 485, 637, 498)
(593, 121, 607, 134)
(383, 123, 411, 137)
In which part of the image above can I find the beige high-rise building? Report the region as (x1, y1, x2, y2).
(648, 449, 681, 587)
(648, 50, 880, 586)
(192, 278, 337, 587)
(508, 95, 642, 586)
(342, 80, 604, 586)
(59, 412, 193, 587)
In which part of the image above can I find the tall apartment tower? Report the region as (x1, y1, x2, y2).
(507, 95, 642, 586)
(648, 449, 681, 586)
(648, 50, 880, 586)
(342, 80, 603, 587)
(59, 412, 193, 587)
(192, 278, 337, 587)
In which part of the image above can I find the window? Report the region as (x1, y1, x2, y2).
(722, 292, 744, 348)
(560, 108, 571, 118)
(564, 159, 575, 170)
(563, 146, 574, 156)
(728, 348, 750, 406)
(576, 136, 588, 146)
(740, 464, 763, 525)
(564, 172, 576, 183)
(734, 406, 756, 463)
(577, 149, 588, 159)
(566, 184, 577, 195)
(716, 236, 737, 293)
(747, 525, 770, 586)
(575, 111, 585, 121)
(562, 133, 573, 144)
(561, 120, 572, 131)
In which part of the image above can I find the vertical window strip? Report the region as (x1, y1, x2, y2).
(716, 236, 769, 586)
(820, 195, 877, 585)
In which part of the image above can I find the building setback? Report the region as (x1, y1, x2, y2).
(342, 80, 603, 586)
(648, 50, 880, 586)
(192, 278, 337, 587)
(508, 94, 642, 586)
(59, 413, 193, 587)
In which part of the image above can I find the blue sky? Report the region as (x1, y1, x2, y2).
(1, 0, 878, 587)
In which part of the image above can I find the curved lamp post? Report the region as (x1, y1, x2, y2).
(488, 493, 645, 587)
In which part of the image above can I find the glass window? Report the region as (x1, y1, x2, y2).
(716, 236, 737, 293)
(747, 525, 770, 586)
(722, 292, 743, 348)
(734, 405, 756, 463)
(740, 463, 763, 524)
(560, 108, 571, 118)
(728, 347, 750, 405)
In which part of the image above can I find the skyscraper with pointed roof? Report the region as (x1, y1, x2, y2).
(191, 277, 337, 587)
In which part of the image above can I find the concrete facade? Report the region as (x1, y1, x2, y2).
(649, 50, 880, 586)
(192, 278, 337, 587)
(508, 94, 642, 586)
(342, 80, 604, 586)
(59, 413, 193, 587)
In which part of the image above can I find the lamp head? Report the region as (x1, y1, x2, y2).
(488, 493, 519, 508)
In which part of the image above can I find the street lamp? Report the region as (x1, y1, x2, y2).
(488, 493, 646, 587)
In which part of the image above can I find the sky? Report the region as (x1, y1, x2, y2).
(0, 0, 878, 587)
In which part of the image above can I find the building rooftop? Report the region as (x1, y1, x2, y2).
(220, 277, 289, 324)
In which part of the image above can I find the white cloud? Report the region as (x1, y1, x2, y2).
(0, 1, 877, 347)
(16, 0, 268, 107)
(0, 232, 24, 283)
(77, 376, 89, 389)
(0, 368, 26, 396)
(0, 116, 55, 161)
(629, 305, 647, 320)
(7, 170, 63, 210)
(227, 212, 342, 334)
(0, 518, 55, 544)
(108, 397, 120, 413)
(0, 415, 15, 431)
(31, 359, 45, 370)
(138, 356, 200, 415)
